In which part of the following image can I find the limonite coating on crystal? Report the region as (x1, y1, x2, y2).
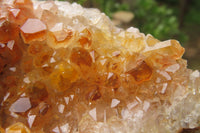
(0, 0, 200, 133)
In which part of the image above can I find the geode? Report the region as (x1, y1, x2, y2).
(0, 0, 200, 133)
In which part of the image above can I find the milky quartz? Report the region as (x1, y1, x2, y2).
(0, 0, 200, 133)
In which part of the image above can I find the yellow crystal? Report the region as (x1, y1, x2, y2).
(6, 123, 30, 133)
(0, 0, 199, 133)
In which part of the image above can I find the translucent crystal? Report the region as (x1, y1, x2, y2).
(20, 18, 47, 43)
(9, 8, 20, 18)
(6, 123, 30, 133)
(0, 0, 200, 132)
(9, 97, 31, 113)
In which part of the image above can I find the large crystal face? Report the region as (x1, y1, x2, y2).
(0, 0, 200, 133)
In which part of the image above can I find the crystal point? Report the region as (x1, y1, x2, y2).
(0, 0, 200, 133)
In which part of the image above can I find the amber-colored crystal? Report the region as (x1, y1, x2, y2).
(0, 127, 5, 133)
(79, 29, 92, 47)
(0, 0, 199, 133)
(127, 61, 152, 83)
(6, 123, 30, 133)
(146, 34, 160, 46)
(20, 19, 47, 43)
(70, 47, 92, 67)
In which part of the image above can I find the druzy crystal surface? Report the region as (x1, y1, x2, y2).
(0, 0, 200, 133)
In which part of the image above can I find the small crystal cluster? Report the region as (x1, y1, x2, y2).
(0, 0, 200, 133)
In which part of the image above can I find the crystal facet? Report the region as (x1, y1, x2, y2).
(0, 0, 200, 133)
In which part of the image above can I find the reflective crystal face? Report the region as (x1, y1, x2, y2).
(0, 0, 200, 133)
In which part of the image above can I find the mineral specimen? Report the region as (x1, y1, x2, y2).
(0, 0, 200, 133)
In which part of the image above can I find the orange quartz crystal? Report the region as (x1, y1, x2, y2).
(0, 0, 200, 133)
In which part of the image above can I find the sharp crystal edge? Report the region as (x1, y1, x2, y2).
(0, 0, 200, 133)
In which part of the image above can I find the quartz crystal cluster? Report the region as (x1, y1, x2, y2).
(0, 0, 200, 133)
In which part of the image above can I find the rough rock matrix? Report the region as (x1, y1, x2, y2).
(0, 0, 200, 133)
